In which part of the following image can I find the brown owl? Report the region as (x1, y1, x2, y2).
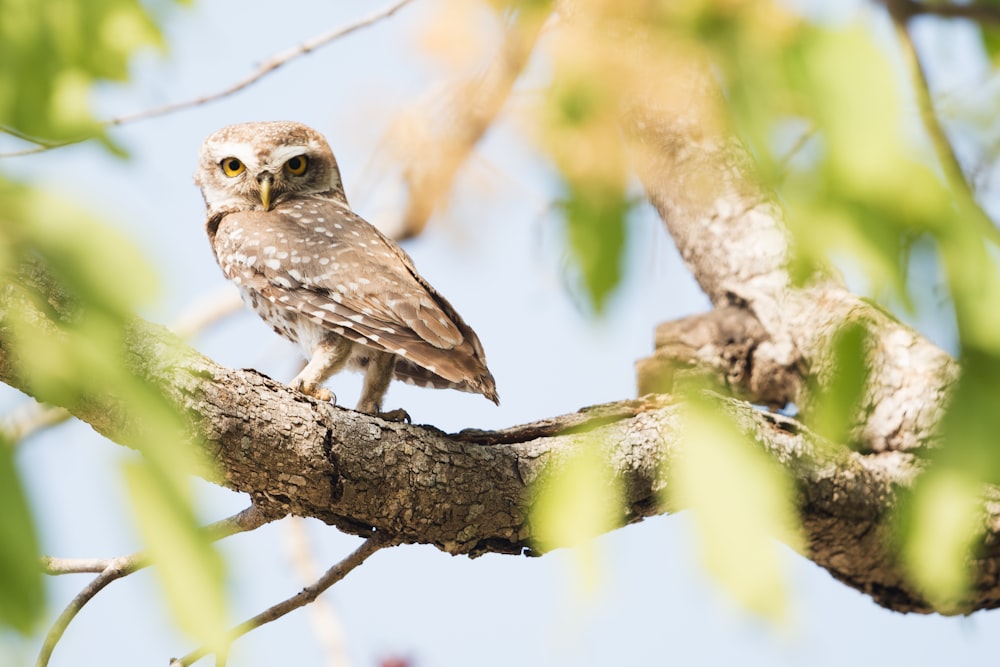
(195, 121, 498, 420)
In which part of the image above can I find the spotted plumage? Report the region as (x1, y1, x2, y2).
(195, 121, 498, 418)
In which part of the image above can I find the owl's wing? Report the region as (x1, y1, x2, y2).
(215, 200, 497, 398)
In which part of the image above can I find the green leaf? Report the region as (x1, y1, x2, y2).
(671, 398, 803, 621)
(977, 24, 1000, 64)
(0, 441, 44, 634)
(0, 0, 169, 146)
(559, 181, 630, 314)
(124, 460, 229, 654)
(531, 434, 624, 593)
(898, 469, 982, 613)
(808, 320, 872, 447)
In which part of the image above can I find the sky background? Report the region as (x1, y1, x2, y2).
(4, 1, 1000, 665)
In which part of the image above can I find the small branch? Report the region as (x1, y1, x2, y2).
(383, 7, 549, 240)
(773, 126, 816, 181)
(284, 518, 355, 667)
(168, 285, 245, 341)
(169, 535, 390, 667)
(887, 2, 972, 195)
(0, 125, 65, 147)
(108, 0, 415, 127)
(891, 0, 1000, 26)
(1, 402, 70, 445)
(887, 0, 1000, 241)
(0, 0, 415, 158)
(37, 505, 277, 667)
(36, 554, 147, 667)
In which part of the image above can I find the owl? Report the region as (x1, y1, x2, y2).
(194, 121, 498, 420)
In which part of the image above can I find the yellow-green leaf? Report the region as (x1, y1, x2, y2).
(532, 435, 623, 594)
(671, 399, 803, 621)
(0, 441, 44, 634)
(899, 470, 981, 613)
(124, 460, 229, 653)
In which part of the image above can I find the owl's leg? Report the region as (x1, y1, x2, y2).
(357, 350, 409, 422)
(291, 336, 352, 402)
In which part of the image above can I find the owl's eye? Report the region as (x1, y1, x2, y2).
(284, 155, 308, 176)
(221, 158, 245, 177)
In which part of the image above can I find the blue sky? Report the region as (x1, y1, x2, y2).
(5, 1, 1000, 665)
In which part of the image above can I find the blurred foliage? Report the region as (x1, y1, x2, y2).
(536, 18, 635, 314)
(125, 460, 229, 654)
(0, 437, 43, 634)
(0, 0, 167, 148)
(0, 0, 226, 646)
(807, 320, 873, 449)
(531, 432, 624, 594)
(897, 469, 983, 612)
(670, 396, 803, 621)
(510, 0, 1000, 615)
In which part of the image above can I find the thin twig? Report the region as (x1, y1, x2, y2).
(0, 0, 415, 158)
(0, 402, 71, 444)
(37, 505, 278, 667)
(169, 535, 391, 667)
(0, 125, 65, 147)
(375, 6, 548, 240)
(773, 126, 816, 181)
(284, 518, 355, 667)
(895, 0, 1000, 26)
(887, 0, 1000, 236)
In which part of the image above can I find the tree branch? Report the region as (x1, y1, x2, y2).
(621, 52, 958, 455)
(169, 536, 388, 667)
(1, 277, 997, 613)
(382, 7, 548, 240)
(889, 0, 1000, 27)
(36, 505, 278, 667)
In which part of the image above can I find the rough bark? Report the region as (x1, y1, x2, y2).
(2, 277, 1000, 615)
(623, 59, 957, 455)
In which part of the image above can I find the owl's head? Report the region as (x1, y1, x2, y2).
(195, 121, 346, 215)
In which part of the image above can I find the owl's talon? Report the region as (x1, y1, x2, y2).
(377, 408, 411, 423)
(293, 380, 334, 403)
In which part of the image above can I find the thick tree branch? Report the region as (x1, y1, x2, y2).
(2, 280, 999, 614)
(622, 56, 958, 454)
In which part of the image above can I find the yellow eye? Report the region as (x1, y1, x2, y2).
(285, 155, 308, 176)
(221, 157, 245, 177)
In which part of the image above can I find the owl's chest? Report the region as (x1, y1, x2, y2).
(235, 286, 327, 353)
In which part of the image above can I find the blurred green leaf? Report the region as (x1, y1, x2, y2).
(977, 24, 1000, 64)
(898, 469, 982, 613)
(936, 348, 1000, 485)
(559, 181, 630, 314)
(124, 460, 229, 654)
(0, 0, 168, 146)
(671, 398, 803, 622)
(0, 441, 44, 634)
(532, 434, 623, 593)
(536, 25, 634, 315)
(808, 320, 872, 447)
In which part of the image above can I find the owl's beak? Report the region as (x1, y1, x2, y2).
(258, 173, 273, 211)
